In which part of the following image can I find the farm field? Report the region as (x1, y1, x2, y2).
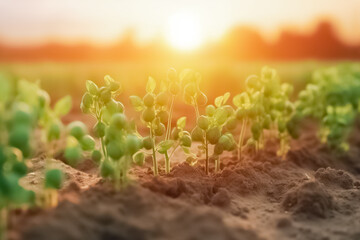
(1, 61, 360, 240)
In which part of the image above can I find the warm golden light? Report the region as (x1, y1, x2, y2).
(165, 11, 204, 51)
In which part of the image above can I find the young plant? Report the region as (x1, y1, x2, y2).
(100, 113, 143, 188)
(233, 67, 296, 160)
(130, 72, 189, 175)
(180, 69, 208, 119)
(80, 75, 123, 164)
(295, 66, 360, 151)
(0, 76, 35, 240)
(191, 92, 235, 174)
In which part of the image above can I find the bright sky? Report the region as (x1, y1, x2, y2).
(0, 0, 359, 46)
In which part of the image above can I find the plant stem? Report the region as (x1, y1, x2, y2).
(193, 97, 200, 120)
(100, 137, 107, 160)
(169, 142, 180, 159)
(205, 137, 209, 175)
(237, 118, 247, 161)
(150, 127, 158, 176)
(214, 156, 220, 172)
(165, 95, 175, 140)
(165, 151, 170, 174)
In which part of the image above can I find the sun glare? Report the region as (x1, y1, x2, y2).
(166, 12, 204, 51)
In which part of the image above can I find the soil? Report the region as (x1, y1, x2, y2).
(7, 119, 360, 240)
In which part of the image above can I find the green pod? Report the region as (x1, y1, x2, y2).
(225, 117, 237, 131)
(197, 115, 209, 130)
(68, 121, 87, 140)
(100, 160, 114, 178)
(157, 111, 169, 124)
(80, 135, 95, 151)
(180, 134, 192, 147)
(191, 126, 204, 142)
(214, 143, 224, 155)
(156, 92, 168, 106)
(206, 127, 221, 144)
(205, 105, 216, 117)
(143, 93, 155, 107)
(45, 169, 63, 189)
(126, 135, 142, 155)
(110, 113, 127, 130)
(47, 122, 62, 141)
(93, 121, 106, 138)
(106, 141, 125, 160)
(64, 146, 83, 166)
(142, 107, 155, 123)
(91, 150, 102, 164)
(143, 136, 154, 150)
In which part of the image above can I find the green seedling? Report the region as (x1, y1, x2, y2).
(180, 69, 208, 119)
(101, 113, 143, 188)
(233, 67, 296, 160)
(191, 92, 235, 174)
(80, 75, 123, 163)
(0, 76, 35, 240)
(130, 70, 191, 175)
(295, 66, 360, 151)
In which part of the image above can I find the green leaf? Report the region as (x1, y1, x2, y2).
(157, 140, 174, 154)
(133, 152, 145, 166)
(129, 95, 144, 112)
(86, 80, 99, 95)
(215, 96, 224, 108)
(214, 108, 228, 125)
(146, 76, 156, 93)
(177, 117, 186, 129)
(54, 95, 72, 117)
(223, 92, 230, 105)
(104, 75, 114, 84)
(233, 94, 242, 108)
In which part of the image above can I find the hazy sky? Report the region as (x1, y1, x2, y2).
(0, 0, 359, 45)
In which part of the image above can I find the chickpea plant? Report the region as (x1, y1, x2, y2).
(80, 75, 123, 164)
(81, 75, 141, 188)
(0, 76, 35, 240)
(130, 71, 193, 175)
(233, 67, 296, 160)
(295, 67, 360, 151)
(191, 92, 236, 174)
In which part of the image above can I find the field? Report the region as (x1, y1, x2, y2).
(1, 61, 360, 240)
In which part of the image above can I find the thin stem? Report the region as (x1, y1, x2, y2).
(237, 118, 247, 161)
(193, 96, 200, 120)
(100, 137, 107, 160)
(150, 127, 158, 176)
(165, 151, 170, 174)
(214, 156, 220, 172)
(169, 142, 180, 159)
(165, 96, 175, 140)
(205, 137, 209, 175)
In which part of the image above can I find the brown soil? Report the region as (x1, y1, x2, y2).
(8, 120, 360, 240)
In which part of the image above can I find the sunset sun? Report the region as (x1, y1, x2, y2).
(166, 12, 204, 51)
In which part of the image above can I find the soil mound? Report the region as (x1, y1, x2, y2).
(22, 184, 261, 240)
(315, 167, 354, 189)
(282, 180, 335, 218)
